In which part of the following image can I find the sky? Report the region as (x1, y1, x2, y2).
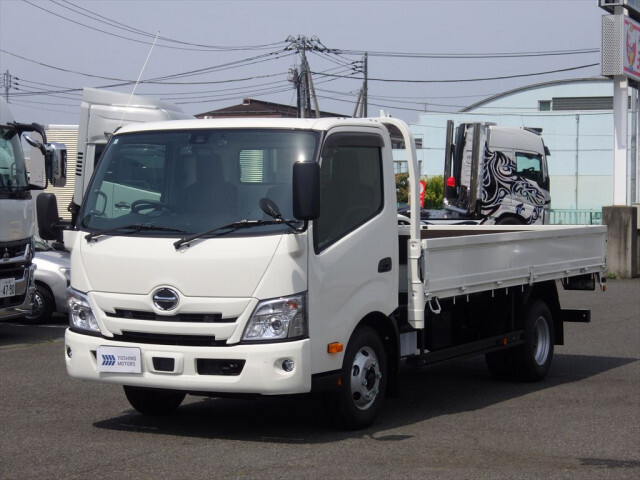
(0, 0, 607, 126)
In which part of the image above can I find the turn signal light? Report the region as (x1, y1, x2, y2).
(327, 342, 343, 354)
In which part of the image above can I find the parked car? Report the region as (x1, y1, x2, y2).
(24, 237, 70, 324)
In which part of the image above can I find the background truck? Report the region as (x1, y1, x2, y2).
(402, 120, 551, 225)
(1, 98, 66, 321)
(69, 88, 192, 222)
(37, 114, 606, 429)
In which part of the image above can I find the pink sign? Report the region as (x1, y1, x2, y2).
(624, 17, 640, 81)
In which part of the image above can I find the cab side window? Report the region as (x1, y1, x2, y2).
(515, 152, 544, 184)
(315, 134, 384, 251)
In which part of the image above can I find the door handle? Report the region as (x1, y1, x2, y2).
(378, 257, 392, 273)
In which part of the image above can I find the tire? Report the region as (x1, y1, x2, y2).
(123, 386, 186, 415)
(336, 326, 387, 430)
(485, 299, 554, 382)
(519, 300, 554, 381)
(495, 216, 524, 225)
(23, 284, 54, 325)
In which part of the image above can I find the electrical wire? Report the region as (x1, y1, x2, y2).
(23, 0, 287, 52)
(313, 63, 600, 83)
(55, 0, 287, 51)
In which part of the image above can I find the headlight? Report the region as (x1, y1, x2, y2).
(68, 288, 100, 333)
(59, 267, 70, 284)
(242, 292, 308, 342)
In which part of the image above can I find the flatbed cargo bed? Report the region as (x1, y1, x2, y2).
(400, 224, 607, 302)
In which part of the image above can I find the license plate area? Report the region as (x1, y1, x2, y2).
(97, 346, 142, 373)
(0, 277, 16, 298)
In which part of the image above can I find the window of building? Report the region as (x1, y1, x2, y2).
(539, 100, 551, 111)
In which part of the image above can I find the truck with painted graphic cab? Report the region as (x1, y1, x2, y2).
(405, 120, 551, 225)
(37, 115, 605, 429)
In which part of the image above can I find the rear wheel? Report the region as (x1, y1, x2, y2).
(495, 216, 525, 225)
(336, 326, 387, 430)
(486, 299, 554, 382)
(123, 386, 185, 415)
(519, 300, 554, 381)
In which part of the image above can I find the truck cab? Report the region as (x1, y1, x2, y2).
(0, 98, 66, 320)
(70, 88, 192, 223)
(443, 121, 551, 225)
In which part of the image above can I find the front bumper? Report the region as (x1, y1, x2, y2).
(65, 329, 312, 395)
(0, 265, 36, 321)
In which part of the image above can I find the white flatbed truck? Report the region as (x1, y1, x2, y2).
(37, 115, 606, 429)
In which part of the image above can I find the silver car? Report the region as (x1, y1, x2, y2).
(24, 237, 70, 324)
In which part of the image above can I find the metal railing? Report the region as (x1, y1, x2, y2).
(549, 209, 602, 225)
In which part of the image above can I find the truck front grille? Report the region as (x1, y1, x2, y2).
(0, 238, 30, 262)
(112, 331, 226, 347)
(106, 309, 236, 323)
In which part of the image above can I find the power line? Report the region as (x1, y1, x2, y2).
(1, 49, 294, 86)
(313, 63, 600, 83)
(331, 48, 600, 59)
(23, 0, 287, 52)
(56, 0, 287, 51)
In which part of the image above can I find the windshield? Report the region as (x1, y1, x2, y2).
(79, 128, 320, 237)
(0, 126, 29, 191)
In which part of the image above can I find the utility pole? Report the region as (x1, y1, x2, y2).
(2, 70, 12, 103)
(352, 89, 362, 118)
(363, 52, 368, 117)
(288, 66, 302, 118)
(286, 35, 322, 118)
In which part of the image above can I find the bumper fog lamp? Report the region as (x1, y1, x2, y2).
(282, 359, 295, 372)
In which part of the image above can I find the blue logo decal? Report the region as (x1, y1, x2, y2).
(101, 354, 116, 366)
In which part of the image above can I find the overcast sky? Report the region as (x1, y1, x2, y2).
(0, 0, 606, 126)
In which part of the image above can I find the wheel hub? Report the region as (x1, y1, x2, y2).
(532, 316, 551, 365)
(349, 346, 382, 410)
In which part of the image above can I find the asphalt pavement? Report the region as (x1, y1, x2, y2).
(0, 279, 638, 479)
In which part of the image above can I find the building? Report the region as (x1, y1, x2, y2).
(197, 98, 343, 119)
(43, 125, 78, 220)
(394, 78, 639, 212)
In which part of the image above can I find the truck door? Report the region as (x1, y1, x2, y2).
(307, 129, 397, 373)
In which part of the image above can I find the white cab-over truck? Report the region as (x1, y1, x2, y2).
(69, 88, 192, 223)
(37, 115, 606, 429)
(1, 98, 66, 321)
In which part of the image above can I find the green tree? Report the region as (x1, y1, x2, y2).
(395, 173, 409, 205)
(423, 175, 444, 209)
(396, 173, 443, 209)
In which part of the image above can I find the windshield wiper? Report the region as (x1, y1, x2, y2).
(173, 219, 286, 250)
(85, 223, 186, 242)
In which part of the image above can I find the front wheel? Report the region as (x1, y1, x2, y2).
(23, 284, 54, 325)
(124, 386, 185, 415)
(336, 326, 387, 430)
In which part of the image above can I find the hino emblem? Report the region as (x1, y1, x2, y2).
(152, 287, 179, 311)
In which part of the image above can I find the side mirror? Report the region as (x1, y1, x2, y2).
(47, 142, 67, 188)
(37, 193, 63, 241)
(292, 161, 320, 221)
(24, 135, 67, 188)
